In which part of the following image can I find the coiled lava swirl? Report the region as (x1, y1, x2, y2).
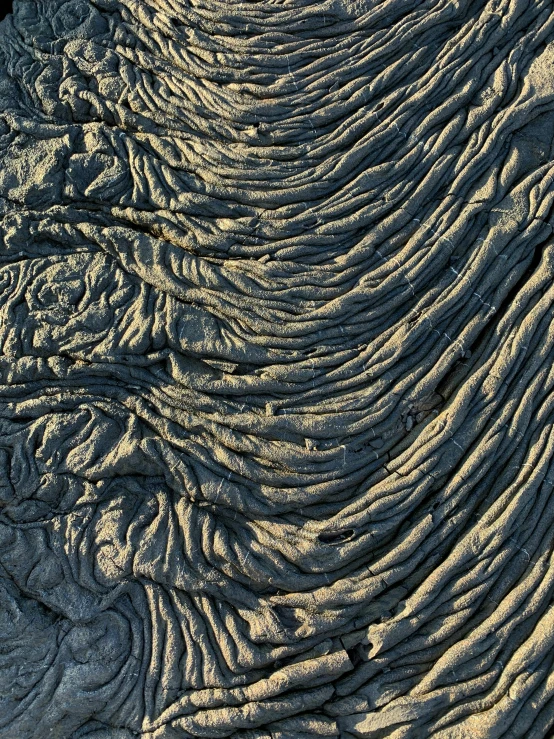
(1, 0, 554, 737)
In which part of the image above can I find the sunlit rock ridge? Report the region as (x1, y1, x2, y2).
(1, 0, 554, 737)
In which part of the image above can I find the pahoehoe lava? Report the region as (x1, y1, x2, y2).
(1, 0, 554, 737)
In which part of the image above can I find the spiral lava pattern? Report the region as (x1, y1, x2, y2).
(2, 0, 554, 737)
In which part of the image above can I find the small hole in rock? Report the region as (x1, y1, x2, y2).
(318, 528, 355, 544)
(274, 605, 302, 629)
(346, 644, 365, 667)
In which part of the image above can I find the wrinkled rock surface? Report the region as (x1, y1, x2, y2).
(1, 0, 554, 737)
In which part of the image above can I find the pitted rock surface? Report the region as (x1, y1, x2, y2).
(2, 1, 554, 737)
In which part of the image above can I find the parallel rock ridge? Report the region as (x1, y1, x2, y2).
(1, 0, 554, 736)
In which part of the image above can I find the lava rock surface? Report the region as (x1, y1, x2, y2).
(1, 1, 554, 737)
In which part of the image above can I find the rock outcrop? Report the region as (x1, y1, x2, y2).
(1, 1, 554, 737)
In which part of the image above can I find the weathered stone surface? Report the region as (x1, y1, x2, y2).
(1, 0, 554, 736)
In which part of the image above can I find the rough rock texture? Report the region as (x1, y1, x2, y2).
(2, 0, 554, 737)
